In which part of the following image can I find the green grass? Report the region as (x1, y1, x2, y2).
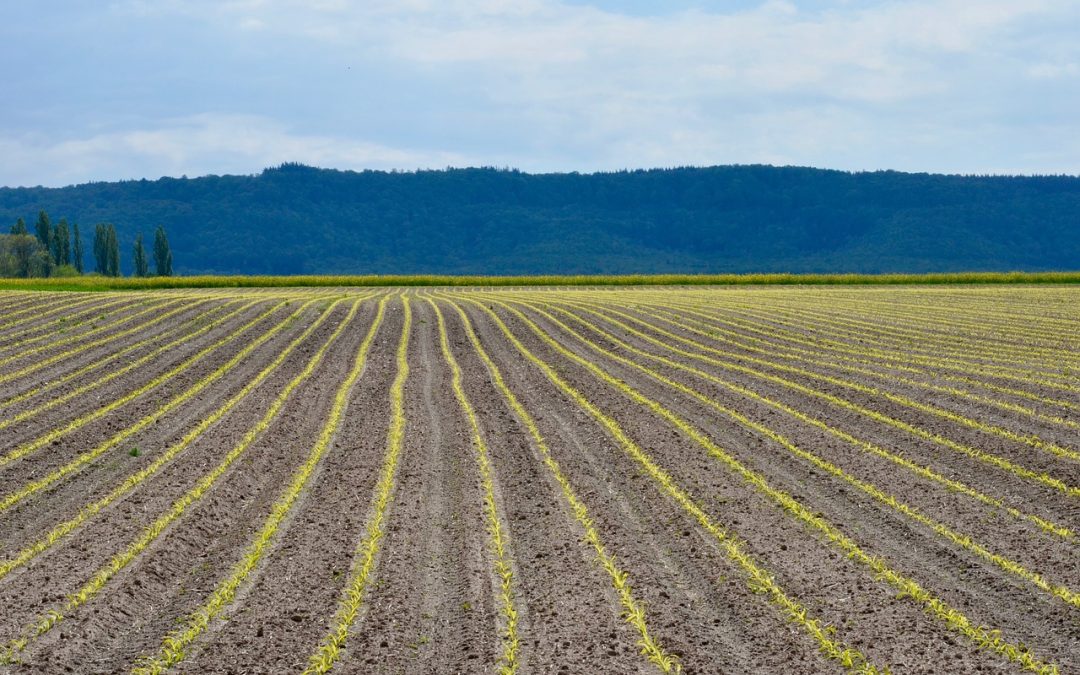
(0, 271, 1078, 291)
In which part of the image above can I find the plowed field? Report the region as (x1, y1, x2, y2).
(0, 286, 1077, 674)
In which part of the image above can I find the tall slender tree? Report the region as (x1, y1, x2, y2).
(72, 224, 84, 273)
(53, 219, 71, 266)
(133, 232, 149, 277)
(105, 224, 120, 276)
(93, 224, 108, 274)
(10, 218, 27, 235)
(153, 225, 173, 276)
(34, 211, 52, 251)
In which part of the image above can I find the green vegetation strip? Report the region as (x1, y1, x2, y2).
(0, 299, 243, 411)
(0, 298, 204, 395)
(1, 271, 1079, 291)
(0, 300, 302, 510)
(449, 295, 883, 674)
(558, 298, 1080, 498)
(503, 298, 1080, 608)
(643, 295, 1080, 416)
(0, 294, 103, 333)
(0, 295, 152, 360)
(517, 297, 1070, 540)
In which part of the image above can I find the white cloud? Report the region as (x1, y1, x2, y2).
(0, 114, 471, 187)
(159, 0, 1064, 95)
(8, 0, 1080, 184)
(1028, 62, 1080, 79)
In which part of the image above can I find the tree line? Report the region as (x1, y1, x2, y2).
(0, 211, 172, 278)
(2, 164, 1079, 274)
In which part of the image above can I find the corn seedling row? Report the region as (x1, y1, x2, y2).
(0, 300, 228, 430)
(303, 296, 409, 674)
(0, 295, 156, 361)
(0, 299, 369, 665)
(475, 298, 1059, 674)
(633, 293, 1080, 415)
(519, 298, 1071, 541)
(450, 295, 885, 674)
(0, 294, 92, 332)
(557, 298, 1080, 498)
(446, 299, 682, 673)
(0, 298, 244, 411)
(429, 298, 521, 673)
(132, 296, 391, 674)
(635, 294, 1080, 393)
(0, 298, 215, 389)
(0, 297, 366, 587)
(1, 286, 1074, 674)
(583, 298, 1080, 462)
(695, 296, 1080, 371)
(502, 298, 1080, 608)
(0, 300, 309, 510)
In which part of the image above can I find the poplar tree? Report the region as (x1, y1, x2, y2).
(94, 224, 108, 274)
(153, 225, 173, 276)
(72, 224, 84, 273)
(92, 222, 104, 272)
(133, 232, 149, 277)
(10, 218, 27, 235)
(34, 211, 52, 251)
(106, 224, 120, 276)
(54, 219, 71, 266)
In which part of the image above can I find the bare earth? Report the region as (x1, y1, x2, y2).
(0, 286, 1077, 674)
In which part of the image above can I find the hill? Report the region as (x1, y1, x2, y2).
(1, 164, 1078, 275)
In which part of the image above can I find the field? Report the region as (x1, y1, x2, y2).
(0, 285, 1076, 673)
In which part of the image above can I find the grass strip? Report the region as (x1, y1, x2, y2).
(1, 271, 1080, 292)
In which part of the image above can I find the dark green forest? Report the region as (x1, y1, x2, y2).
(1, 164, 1077, 275)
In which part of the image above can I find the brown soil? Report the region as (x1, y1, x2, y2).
(1, 287, 1078, 675)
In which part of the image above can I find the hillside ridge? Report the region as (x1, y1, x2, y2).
(2, 164, 1077, 274)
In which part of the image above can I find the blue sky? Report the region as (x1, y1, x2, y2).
(2, 0, 1078, 187)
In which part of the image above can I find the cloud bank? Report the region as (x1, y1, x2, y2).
(1, 0, 1078, 186)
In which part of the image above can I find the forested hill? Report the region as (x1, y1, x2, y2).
(1, 164, 1078, 275)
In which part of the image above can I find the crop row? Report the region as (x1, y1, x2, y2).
(454, 292, 1064, 673)
(545, 296, 1080, 499)
(0, 288, 1073, 673)
(632, 292, 1080, 411)
(495, 297, 1078, 606)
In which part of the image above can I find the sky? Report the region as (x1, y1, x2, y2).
(1, 0, 1079, 187)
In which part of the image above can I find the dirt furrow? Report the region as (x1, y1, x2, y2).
(326, 297, 499, 674)
(481, 300, 1033, 673)
(4, 299, 379, 673)
(502, 300, 1079, 670)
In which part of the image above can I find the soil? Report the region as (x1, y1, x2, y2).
(0, 287, 1078, 674)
